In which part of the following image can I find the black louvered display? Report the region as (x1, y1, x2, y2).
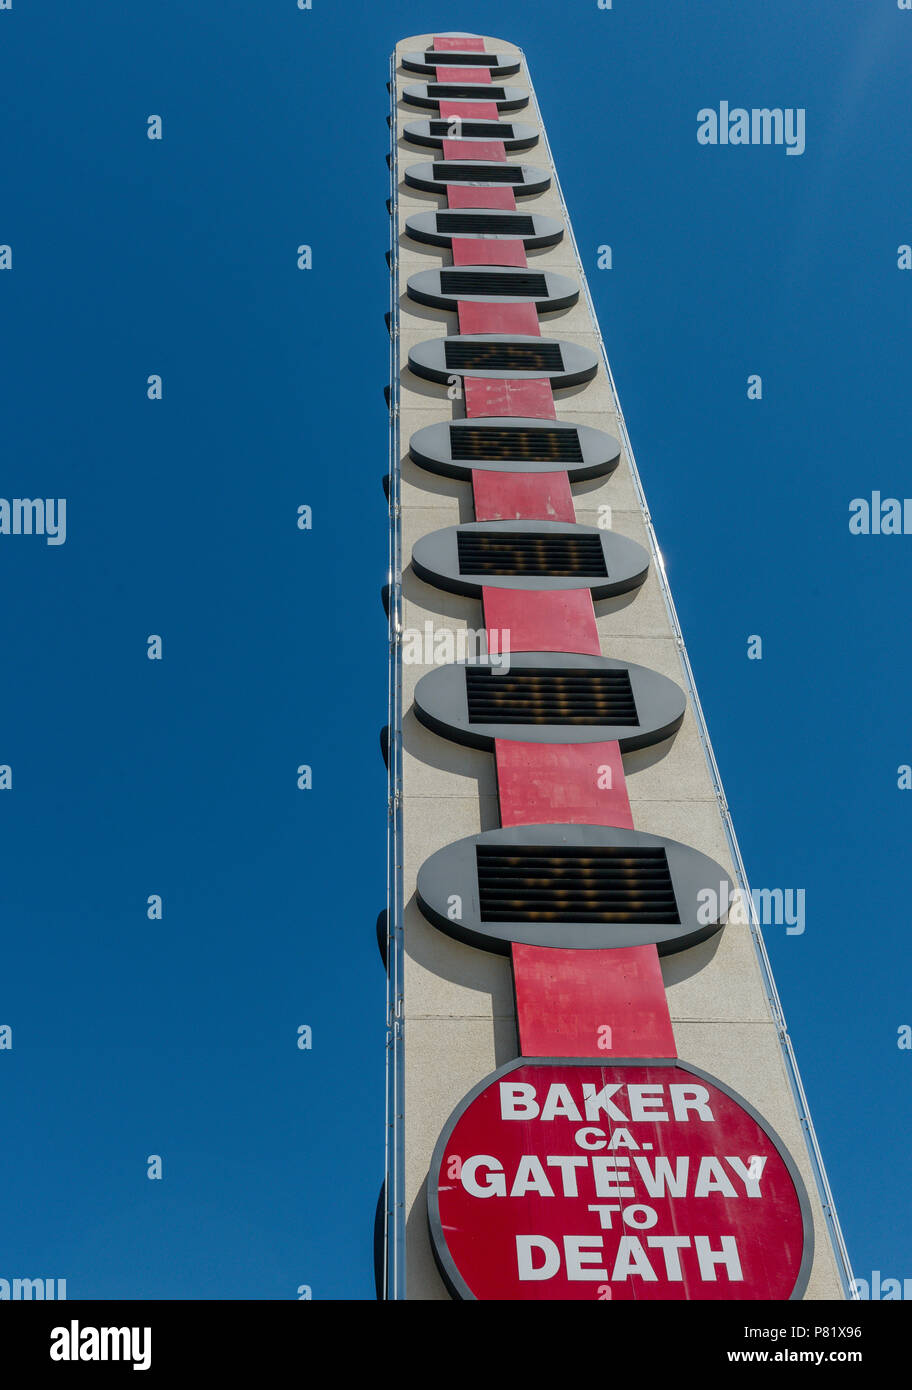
(428, 122, 517, 139)
(428, 84, 508, 100)
(476, 845, 680, 924)
(432, 163, 524, 184)
(444, 341, 564, 371)
(422, 51, 499, 66)
(465, 668, 637, 725)
(456, 532, 608, 577)
(448, 425, 584, 462)
(436, 212, 535, 234)
(439, 271, 548, 295)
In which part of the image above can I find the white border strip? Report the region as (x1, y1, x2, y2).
(385, 49, 406, 1302)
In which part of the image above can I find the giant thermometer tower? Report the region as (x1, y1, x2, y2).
(384, 31, 853, 1301)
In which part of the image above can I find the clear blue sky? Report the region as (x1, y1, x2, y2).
(1, 0, 908, 1299)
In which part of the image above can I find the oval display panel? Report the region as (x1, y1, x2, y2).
(402, 51, 522, 78)
(416, 823, 734, 955)
(413, 653, 686, 750)
(411, 520, 649, 598)
(407, 267, 577, 313)
(402, 119, 539, 152)
(408, 418, 621, 481)
(402, 83, 530, 112)
(405, 208, 561, 249)
(404, 160, 551, 196)
(408, 335, 598, 388)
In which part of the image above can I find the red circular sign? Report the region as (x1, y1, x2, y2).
(429, 1059, 811, 1300)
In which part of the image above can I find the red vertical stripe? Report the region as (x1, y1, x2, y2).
(418, 31, 678, 1070)
(482, 586, 600, 654)
(451, 238, 527, 267)
(446, 185, 516, 210)
(495, 741, 676, 1060)
(495, 740, 633, 829)
(512, 943, 677, 1058)
(472, 469, 576, 522)
(442, 139, 506, 161)
(433, 36, 485, 52)
(438, 100, 499, 120)
(464, 377, 555, 419)
(457, 300, 538, 333)
(436, 66, 492, 84)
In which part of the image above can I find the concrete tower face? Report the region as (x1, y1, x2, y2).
(386, 32, 850, 1301)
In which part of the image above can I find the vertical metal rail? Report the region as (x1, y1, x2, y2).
(383, 47, 406, 1301)
(523, 53, 858, 1300)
